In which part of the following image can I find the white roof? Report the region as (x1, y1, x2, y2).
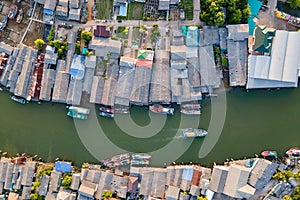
(249, 55, 270, 79)
(282, 32, 300, 82)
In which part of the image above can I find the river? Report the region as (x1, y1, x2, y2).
(0, 87, 300, 166)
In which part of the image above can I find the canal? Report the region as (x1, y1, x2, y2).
(0, 87, 300, 166)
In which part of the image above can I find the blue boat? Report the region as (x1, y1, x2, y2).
(0, 15, 7, 31)
(11, 96, 26, 104)
(8, 5, 18, 20)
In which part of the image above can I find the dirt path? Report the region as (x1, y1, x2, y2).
(87, 0, 94, 21)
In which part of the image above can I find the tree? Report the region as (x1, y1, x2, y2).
(58, 48, 64, 58)
(38, 166, 53, 176)
(150, 25, 161, 44)
(35, 39, 45, 51)
(47, 26, 55, 42)
(53, 40, 61, 49)
(102, 190, 112, 200)
(229, 9, 242, 24)
(75, 43, 81, 55)
(81, 30, 92, 44)
(30, 193, 39, 200)
(287, 0, 300, 9)
(283, 195, 292, 200)
(197, 196, 208, 200)
(62, 175, 72, 188)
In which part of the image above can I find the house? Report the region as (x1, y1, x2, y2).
(69, 8, 81, 21)
(95, 172, 114, 199)
(56, 5, 69, 19)
(38, 175, 50, 196)
(94, 26, 110, 38)
(49, 171, 62, 192)
(89, 38, 122, 58)
(252, 26, 276, 54)
(69, 0, 79, 9)
(78, 180, 98, 199)
(114, 0, 128, 17)
(223, 164, 255, 199)
(52, 71, 70, 103)
(70, 174, 81, 190)
(158, 0, 169, 10)
(44, 0, 57, 15)
(166, 186, 180, 200)
(247, 30, 300, 89)
(39, 69, 56, 101)
(55, 161, 72, 173)
(70, 55, 85, 80)
(127, 176, 138, 194)
(151, 171, 166, 198)
(186, 26, 199, 47)
(226, 24, 249, 87)
(0, 43, 14, 55)
(248, 159, 278, 190)
(89, 76, 105, 104)
(44, 51, 58, 65)
(58, 0, 69, 7)
(21, 186, 31, 199)
(209, 166, 229, 193)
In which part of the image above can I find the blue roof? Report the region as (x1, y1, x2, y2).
(248, 0, 263, 35)
(55, 161, 71, 173)
(44, 8, 54, 16)
(182, 167, 194, 181)
(119, 4, 127, 17)
(82, 48, 88, 55)
(186, 26, 199, 46)
(70, 54, 85, 80)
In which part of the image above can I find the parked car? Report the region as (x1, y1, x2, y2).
(60, 22, 73, 29)
(117, 20, 122, 23)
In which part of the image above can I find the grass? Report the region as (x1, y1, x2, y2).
(116, 26, 129, 39)
(127, 2, 145, 20)
(96, 0, 113, 19)
(132, 27, 141, 42)
(181, 0, 193, 20)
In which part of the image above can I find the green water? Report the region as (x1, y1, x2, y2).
(277, 2, 300, 18)
(0, 87, 300, 166)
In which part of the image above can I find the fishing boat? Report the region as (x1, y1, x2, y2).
(286, 147, 300, 157)
(181, 128, 208, 138)
(181, 104, 201, 115)
(16, 9, 23, 23)
(261, 151, 277, 157)
(132, 153, 151, 160)
(99, 106, 114, 113)
(99, 111, 114, 118)
(131, 159, 150, 165)
(0, 88, 3, 92)
(8, 5, 18, 20)
(149, 104, 174, 115)
(66, 106, 90, 120)
(111, 153, 130, 162)
(0, 15, 7, 31)
(11, 95, 26, 104)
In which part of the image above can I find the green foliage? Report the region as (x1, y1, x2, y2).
(75, 43, 81, 55)
(229, 9, 242, 24)
(86, 51, 94, 57)
(291, 186, 300, 199)
(32, 180, 41, 193)
(38, 166, 53, 177)
(34, 39, 45, 51)
(181, 0, 193, 20)
(58, 48, 64, 58)
(127, 2, 144, 20)
(287, 0, 300, 9)
(102, 190, 113, 200)
(62, 175, 72, 188)
(47, 27, 55, 42)
(222, 58, 228, 66)
(200, 0, 225, 26)
(273, 170, 295, 181)
(197, 196, 208, 200)
(77, 28, 82, 41)
(111, 34, 118, 40)
(283, 195, 292, 200)
(30, 193, 39, 200)
(81, 30, 92, 45)
(150, 25, 161, 44)
(82, 163, 89, 169)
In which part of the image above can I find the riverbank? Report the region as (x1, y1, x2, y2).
(0, 147, 299, 200)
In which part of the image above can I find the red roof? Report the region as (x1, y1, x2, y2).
(136, 59, 153, 68)
(94, 25, 110, 38)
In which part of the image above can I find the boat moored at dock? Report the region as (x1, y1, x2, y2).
(286, 147, 300, 157)
(132, 153, 151, 160)
(131, 159, 150, 165)
(11, 95, 26, 104)
(181, 128, 208, 138)
(181, 104, 201, 115)
(16, 9, 23, 23)
(261, 150, 277, 157)
(66, 106, 90, 120)
(149, 104, 174, 115)
(99, 106, 114, 118)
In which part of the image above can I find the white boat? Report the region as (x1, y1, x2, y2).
(132, 153, 151, 160)
(131, 159, 150, 165)
(182, 128, 208, 138)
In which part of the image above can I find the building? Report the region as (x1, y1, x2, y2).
(43, 0, 57, 24)
(223, 164, 255, 199)
(89, 38, 122, 58)
(226, 24, 249, 87)
(39, 69, 56, 101)
(186, 26, 199, 47)
(70, 55, 85, 80)
(56, 5, 69, 19)
(69, 8, 81, 21)
(52, 71, 70, 103)
(252, 26, 276, 54)
(248, 159, 278, 190)
(69, 0, 79, 9)
(94, 26, 110, 38)
(247, 30, 300, 89)
(114, 0, 128, 17)
(158, 0, 169, 10)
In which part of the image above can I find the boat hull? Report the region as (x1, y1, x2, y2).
(182, 128, 208, 138)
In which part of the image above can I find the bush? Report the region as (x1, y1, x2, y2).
(47, 27, 55, 42)
(62, 175, 72, 188)
(38, 166, 53, 177)
(34, 39, 45, 51)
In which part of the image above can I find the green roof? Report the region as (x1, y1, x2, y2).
(137, 49, 147, 59)
(252, 25, 276, 54)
